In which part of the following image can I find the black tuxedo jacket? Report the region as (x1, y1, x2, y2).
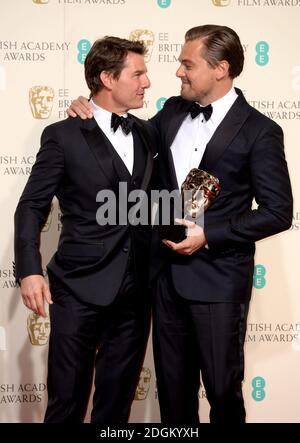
(151, 88, 293, 303)
(14, 115, 158, 306)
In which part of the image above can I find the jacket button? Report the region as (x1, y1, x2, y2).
(123, 247, 129, 253)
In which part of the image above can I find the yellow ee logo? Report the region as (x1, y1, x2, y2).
(252, 376, 266, 401)
(253, 264, 266, 289)
(77, 39, 91, 65)
(255, 41, 269, 66)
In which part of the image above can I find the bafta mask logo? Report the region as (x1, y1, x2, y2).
(129, 30, 155, 63)
(42, 202, 54, 232)
(212, 0, 230, 5)
(27, 312, 50, 346)
(29, 86, 54, 119)
(32, 0, 50, 3)
(135, 367, 151, 400)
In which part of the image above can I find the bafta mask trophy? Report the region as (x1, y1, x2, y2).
(160, 168, 221, 243)
(182, 168, 221, 219)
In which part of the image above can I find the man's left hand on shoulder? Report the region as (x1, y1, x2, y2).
(162, 219, 207, 255)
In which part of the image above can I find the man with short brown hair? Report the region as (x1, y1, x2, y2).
(15, 36, 157, 423)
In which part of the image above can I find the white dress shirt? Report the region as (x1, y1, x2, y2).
(171, 87, 238, 188)
(91, 99, 134, 174)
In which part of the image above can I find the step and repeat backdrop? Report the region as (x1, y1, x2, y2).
(0, 0, 299, 423)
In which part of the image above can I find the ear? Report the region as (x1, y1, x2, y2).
(215, 60, 230, 80)
(100, 70, 114, 90)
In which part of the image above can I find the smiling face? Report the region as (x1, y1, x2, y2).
(109, 51, 150, 113)
(176, 39, 220, 106)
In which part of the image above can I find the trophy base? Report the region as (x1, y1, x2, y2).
(159, 224, 186, 243)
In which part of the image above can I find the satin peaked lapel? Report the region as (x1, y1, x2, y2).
(131, 117, 153, 191)
(165, 103, 191, 191)
(200, 89, 250, 171)
(166, 145, 179, 191)
(80, 117, 122, 190)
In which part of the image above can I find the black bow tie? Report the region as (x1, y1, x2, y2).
(189, 102, 213, 121)
(111, 113, 134, 135)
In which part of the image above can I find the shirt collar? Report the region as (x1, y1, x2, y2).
(90, 98, 128, 131)
(197, 86, 238, 125)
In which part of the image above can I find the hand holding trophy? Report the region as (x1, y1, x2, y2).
(160, 168, 221, 243)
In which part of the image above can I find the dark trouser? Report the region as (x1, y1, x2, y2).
(152, 270, 249, 424)
(44, 268, 151, 424)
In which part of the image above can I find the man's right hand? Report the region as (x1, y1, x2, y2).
(20, 275, 53, 318)
(67, 96, 93, 119)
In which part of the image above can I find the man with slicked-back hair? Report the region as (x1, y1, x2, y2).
(67, 25, 293, 423)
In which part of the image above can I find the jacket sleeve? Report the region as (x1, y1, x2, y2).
(14, 125, 65, 280)
(204, 121, 293, 249)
